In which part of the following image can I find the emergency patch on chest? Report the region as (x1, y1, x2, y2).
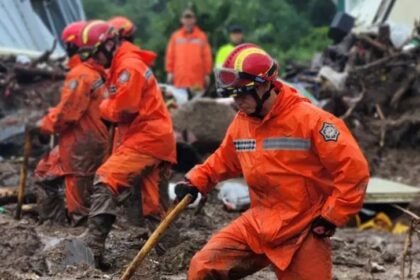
(233, 139, 256, 152)
(118, 70, 131, 84)
(67, 79, 78, 91)
(319, 122, 340, 142)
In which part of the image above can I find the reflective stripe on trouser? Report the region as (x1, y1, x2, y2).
(94, 147, 166, 218)
(188, 222, 332, 280)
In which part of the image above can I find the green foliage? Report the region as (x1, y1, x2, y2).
(83, 0, 335, 79)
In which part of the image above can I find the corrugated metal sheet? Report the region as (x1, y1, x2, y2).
(0, 0, 85, 57)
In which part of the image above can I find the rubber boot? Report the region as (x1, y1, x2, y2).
(79, 183, 117, 270)
(79, 213, 115, 270)
(35, 181, 67, 225)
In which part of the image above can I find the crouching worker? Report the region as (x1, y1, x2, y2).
(34, 21, 109, 226)
(77, 21, 176, 267)
(174, 44, 370, 279)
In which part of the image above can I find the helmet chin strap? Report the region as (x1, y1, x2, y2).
(248, 83, 275, 118)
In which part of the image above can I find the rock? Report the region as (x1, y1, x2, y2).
(381, 250, 397, 264)
(172, 98, 236, 150)
(370, 262, 386, 273)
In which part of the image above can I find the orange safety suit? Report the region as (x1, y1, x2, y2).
(34, 54, 83, 183)
(186, 82, 370, 279)
(34, 145, 63, 181)
(165, 26, 212, 89)
(39, 59, 109, 222)
(97, 41, 176, 218)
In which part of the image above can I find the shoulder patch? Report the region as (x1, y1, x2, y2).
(67, 79, 78, 91)
(319, 122, 340, 142)
(118, 70, 131, 84)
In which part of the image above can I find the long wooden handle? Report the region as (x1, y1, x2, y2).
(106, 124, 116, 157)
(15, 127, 32, 219)
(120, 194, 192, 280)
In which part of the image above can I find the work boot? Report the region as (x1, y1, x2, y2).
(79, 213, 115, 270)
(35, 181, 67, 225)
(79, 183, 117, 270)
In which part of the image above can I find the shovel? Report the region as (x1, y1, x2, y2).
(120, 194, 192, 280)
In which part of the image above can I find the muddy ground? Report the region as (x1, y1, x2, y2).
(0, 147, 420, 280)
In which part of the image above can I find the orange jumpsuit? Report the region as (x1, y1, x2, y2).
(165, 26, 212, 89)
(39, 59, 109, 223)
(186, 82, 370, 279)
(34, 55, 82, 183)
(96, 41, 176, 218)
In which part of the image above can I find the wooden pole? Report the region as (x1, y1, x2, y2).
(120, 194, 192, 280)
(15, 127, 32, 219)
(107, 124, 116, 157)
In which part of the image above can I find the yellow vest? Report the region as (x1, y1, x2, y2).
(215, 43, 235, 68)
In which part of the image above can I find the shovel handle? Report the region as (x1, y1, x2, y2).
(15, 127, 32, 219)
(120, 194, 192, 280)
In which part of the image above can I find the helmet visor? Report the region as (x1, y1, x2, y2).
(214, 67, 267, 89)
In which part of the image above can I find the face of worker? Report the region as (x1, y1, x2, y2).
(181, 13, 196, 31)
(233, 83, 271, 115)
(229, 32, 244, 45)
(97, 39, 117, 68)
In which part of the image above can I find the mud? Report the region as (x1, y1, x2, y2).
(0, 184, 419, 280)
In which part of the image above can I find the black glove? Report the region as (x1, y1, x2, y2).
(37, 133, 51, 145)
(174, 180, 199, 204)
(311, 216, 336, 238)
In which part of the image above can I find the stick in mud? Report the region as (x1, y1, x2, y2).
(15, 127, 32, 220)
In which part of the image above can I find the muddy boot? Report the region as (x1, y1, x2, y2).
(79, 213, 115, 270)
(79, 183, 117, 270)
(35, 181, 67, 225)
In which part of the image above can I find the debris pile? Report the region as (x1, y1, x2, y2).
(287, 22, 420, 151)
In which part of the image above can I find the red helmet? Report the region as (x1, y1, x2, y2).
(215, 43, 278, 94)
(108, 16, 136, 38)
(61, 21, 86, 47)
(79, 20, 117, 58)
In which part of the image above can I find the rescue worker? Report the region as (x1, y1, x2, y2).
(165, 8, 212, 91)
(34, 20, 109, 226)
(215, 24, 244, 68)
(174, 44, 370, 279)
(77, 21, 176, 266)
(106, 16, 172, 224)
(34, 22, 87, 224)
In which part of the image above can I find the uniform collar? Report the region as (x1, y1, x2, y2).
(67, 55, 82, 69)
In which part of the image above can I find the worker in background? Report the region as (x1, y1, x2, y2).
(77, 21, 176, 268)
(174, 44, 370, 279)
(34, 20, 109, 226)
(165, 8, 212, 92)
(215, 24, 244, 68)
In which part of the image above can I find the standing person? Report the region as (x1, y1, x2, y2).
(77, 21, 176, 267)
(174, 44, 370, 279)
(34, 21, 109, 226)
(165, 8, 212, 91)
(215, 24, 244, 68)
